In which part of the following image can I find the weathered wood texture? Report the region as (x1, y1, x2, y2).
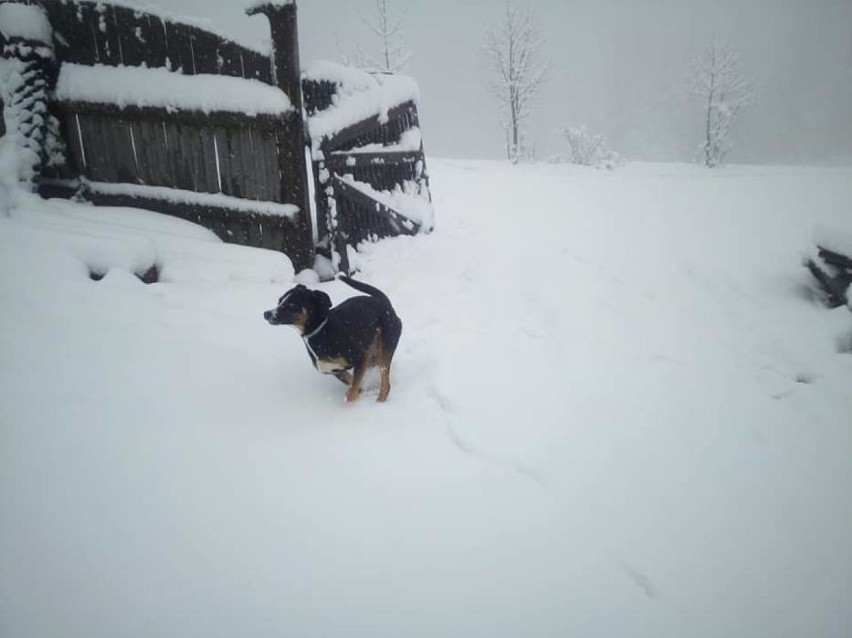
(325, 151, 422, 191)
(806, 247, 852, 309)
(302, 79, 337, 115)
(328, 175, 423, 275)
(40, 179, 309, 266)
(61, 104, 296, 203)
(21, 0, 315, 270)
(321, 102, 420, 154)
(303, 76, 430, 271)
(40, 0, 273, 82)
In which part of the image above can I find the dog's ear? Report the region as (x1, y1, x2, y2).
(312, 290, 332, 315)
(279, 284, 306, 304)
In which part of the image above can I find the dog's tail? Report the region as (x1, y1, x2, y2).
(339, 275, 402, 358)
(338, 275, 392, 306)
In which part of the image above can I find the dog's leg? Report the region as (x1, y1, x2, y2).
(377, 366, 391, 402)
(346, 329, 382, 402)
(376, 336, 391, 402)
(345, 362, 367, 403)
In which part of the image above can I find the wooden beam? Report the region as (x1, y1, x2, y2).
(56, 101, 293, 130)
(326, 150, 422, 169)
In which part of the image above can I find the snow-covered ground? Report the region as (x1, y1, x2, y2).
(2, 159, 851, 638)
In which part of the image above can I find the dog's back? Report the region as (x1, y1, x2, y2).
(339, 275, 402, 365)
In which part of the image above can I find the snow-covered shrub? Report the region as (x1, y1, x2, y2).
(0, 3, 60, 190)
(553, 126, 621, 169)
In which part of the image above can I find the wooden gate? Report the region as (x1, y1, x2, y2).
(1, 1, 433, 275)
(2, 0, 314, 271)
(303, 63, 434, 274)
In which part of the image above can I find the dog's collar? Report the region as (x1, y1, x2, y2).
(302, 318, 328, 341)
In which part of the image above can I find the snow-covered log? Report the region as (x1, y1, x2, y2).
(806, 246, 852, 309)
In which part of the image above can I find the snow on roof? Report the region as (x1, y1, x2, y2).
(55, 63, 292, 115)
(303, 61, 420, 142)
(0, 3, 53, 44)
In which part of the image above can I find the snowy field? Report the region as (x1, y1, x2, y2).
(2, 159, 851, 637)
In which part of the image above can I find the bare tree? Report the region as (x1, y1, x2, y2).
(483, 2, 548, 162)
(356, 0, 411, 73)
(690, 37, 752, 167)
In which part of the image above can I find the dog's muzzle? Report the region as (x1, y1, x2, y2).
(264, 309, 276, 322)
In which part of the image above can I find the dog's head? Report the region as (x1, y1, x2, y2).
(264, 284, 332, 332)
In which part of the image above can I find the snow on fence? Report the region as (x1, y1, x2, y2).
(303, 62, 433, 273)
(2, 0, 314, 270)
(1, 1, 433, 274)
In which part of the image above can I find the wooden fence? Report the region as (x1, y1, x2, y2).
(2, 0, 313, 270)
(2, 0, 431, 275)
(303, 77, 432, 273)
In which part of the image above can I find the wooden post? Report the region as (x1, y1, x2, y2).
(246, 1, 314, 272)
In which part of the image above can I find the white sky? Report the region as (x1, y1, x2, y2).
(134, 0, 851, 164)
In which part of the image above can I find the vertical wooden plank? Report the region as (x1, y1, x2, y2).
(263, 127, 283, 202)
(134, 119, 163, 186)
(163, 120, 179, 189)
(160, 121, 182, 190)
(213, 128, 235, 197)
(277, 120, 302, 202)
(93, 4, 123, 66)
(163, 21, 182, 71)
(246, 126, 269, 201)
(157, 119, 174, 187)
(174, 122, 196, 190)
(133, 120, 154, 186)
(216, 42, 243, 78)
(198, 127, 221, 194)
(180, 124, 203, 192)
(237, 128, 257, 201)
(112, 118, 138, 183)
(114, 6, 147, 68)
(77, 115, 100, 182)
(190, 29, 220, 75)
(164, 22, 195, 74)
(77, 115, 108, 182)
(65, 113, 87, 176)
(130, 120, 151, 186)
(241, 51, 257, 81)
(104, 118, 127, 183)
(101, 118, 123, 182)
(224, 128, 245, 198)
(49, 1, 99, 66)
(248, 214, 264, 247)
(139, 13, 168, 68)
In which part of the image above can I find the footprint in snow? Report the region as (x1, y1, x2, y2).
(620, 561, 659, 599)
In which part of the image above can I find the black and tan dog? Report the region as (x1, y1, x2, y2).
(264, 276, 402, 403)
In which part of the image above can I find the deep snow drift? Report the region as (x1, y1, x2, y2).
(1, 160, 851, 638)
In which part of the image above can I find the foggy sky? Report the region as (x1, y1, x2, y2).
(140, 0, 851, 164)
